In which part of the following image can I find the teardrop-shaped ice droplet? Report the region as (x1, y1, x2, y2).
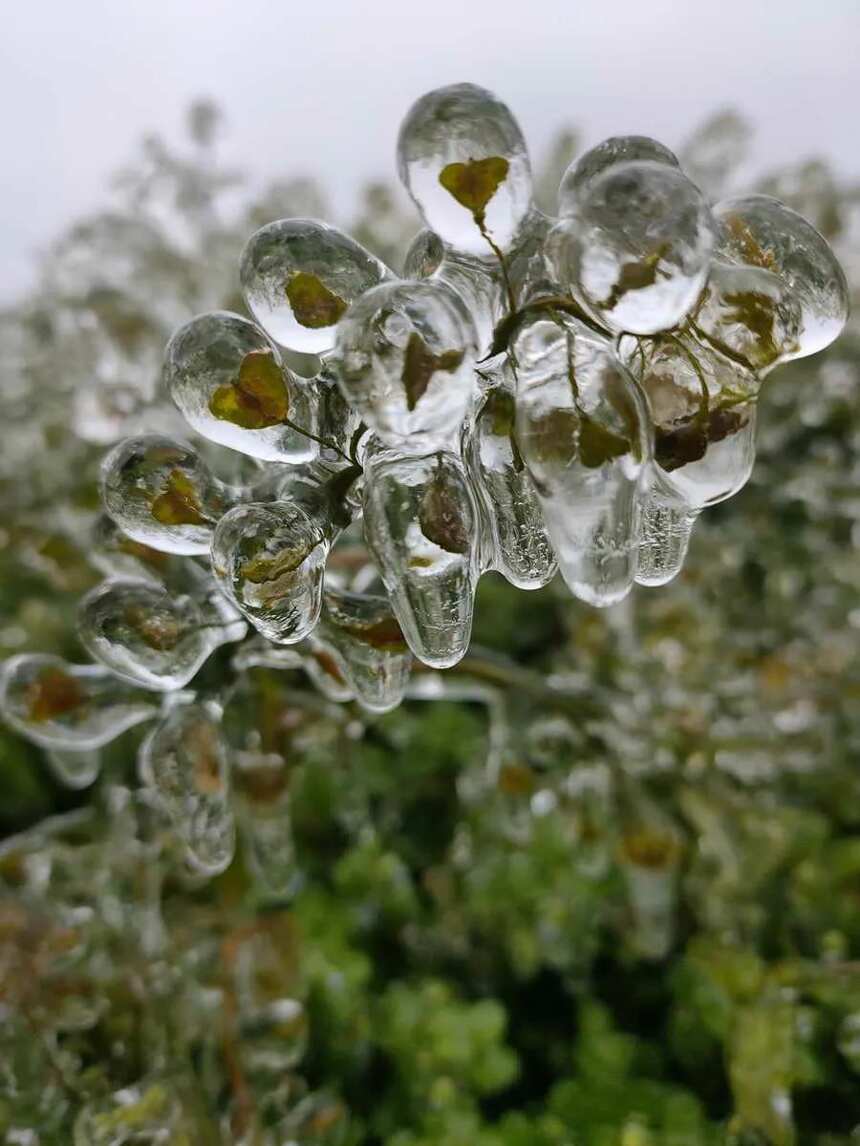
(362, 449, 480, 667)
(138, 700, 235, 876)
(335, 278, 477, 449)
(316, 587, 413, 712)
(45, 746, 102, 789)
(100, 433, 234, 555)
(713, 193, 849, 359)
(547, 160, 716, 335)
(211, 501, 329, 644)
(558, 135, 680, 216)
(240, 218, 390, 355)
(78, 578, 242, 691)
(0, 654, 157, 751)
(234, 759, 299, 895)
(635, 491, 698, 587)
(397, 82, 533, 255)
(513, 313, 650, 606)
(164, 310, 319, 462)
(465, 379, 557, 590)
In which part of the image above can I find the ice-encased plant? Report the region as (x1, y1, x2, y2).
(0, 82, 848, 877)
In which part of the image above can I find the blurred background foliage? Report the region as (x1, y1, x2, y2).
(1, 101, 859, 1144)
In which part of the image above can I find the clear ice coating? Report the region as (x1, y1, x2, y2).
(335, 278, 478, 448)
(548, 160, 716, 335)
(0, 653, 156, 750)
(164, 310, 319, 462)
(363, 449, 480, 668)
(513, 313, 650, 606)
(78, 577, 243, 691)
(100, 433, 233, 555)
(1, 80, 850, 754)
(240, 217, 391, 355)
(138, 699, 235, 875)
(316, 586, 414, 712)
(211, 501, 329, 644)
(712, 194, 849, 359)
(397, 82, 534, 256)
(558, 135, 681, 216)
(465, 368, 558, 590)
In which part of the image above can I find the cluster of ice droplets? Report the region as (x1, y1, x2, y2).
(1, 81, 848, 874)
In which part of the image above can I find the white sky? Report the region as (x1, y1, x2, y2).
(2, 0, 858, 301)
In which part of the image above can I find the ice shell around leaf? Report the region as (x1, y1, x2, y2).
(513, 314, 650, 606)
(634, 336, 759, 507)
(547, 160, 716, 335)
(78, 578, 241, 692)
(138, 701, 235, 876)
(713, 194, 849, 359)
(211, 501, 329, 644)
(100, 433, 233, 555)
(362, 451, 480, 668)
(335, 279, 478, 448)
(240, 218, 391, 355)
(397, 82, 533, 255)
(691, 260, 802, 373)
(0, 653, 157, 751)
(164, 310, 318, 463)
(558, 135, 680, 217)
(316, 587, 413, 713)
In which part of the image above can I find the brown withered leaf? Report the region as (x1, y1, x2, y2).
(25, 668, 86, 723)
(124, 604, 182, 652)
(401, 332, 464, 411)
(600, 243, 670, 311)
(240, 540, 318, 584)
(418, 464, 470, 555)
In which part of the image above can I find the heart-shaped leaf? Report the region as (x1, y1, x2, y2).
(285, 272, 348, 329)
(150, 470, 208, 527)
(439, 156, 509, 226)
(401, 332, 464, 411)
(209, 349, 289, 429)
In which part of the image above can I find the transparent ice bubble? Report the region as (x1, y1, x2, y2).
(78, 578, 241, 691)
(403, 229, 445, 278)
(316, 587, 414, 712)
(713, 193, 849, 358)
(335, 278, 478, 449)
(164, 310, 319, 462)
(635, 335, 759, 506)
(558, 135, 680, 216)
(547, 160, 716, 335)
(465, 377, 558, 590)
(362, 450, 481, 668)
(240, 217, 391, 355)
(397, 82, 533, 256)
(138, 700, 235, 876)
(0, 654, 157, 751)
(513, 313, 650, 606)
(303, 641, 355, 704)
(100, 433, 234, 555)
(691, 259, 803, 373)
(211, 501, 329, 644)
